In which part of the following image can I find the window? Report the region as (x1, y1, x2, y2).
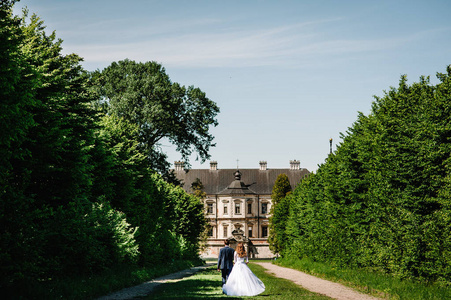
(207, 227, 213, 237)
(248, 227, 253, 237)
(207, 203, 213, 214)
(224, 226, 228, 238)
(261, 226, 268, 237)
(261, 203, 268, 215)
(224, 205, 228, 215)
(235, 202, 241, 214)
(247, 203, 252, 214)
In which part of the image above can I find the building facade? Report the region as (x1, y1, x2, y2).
(173, 160, 309, 258)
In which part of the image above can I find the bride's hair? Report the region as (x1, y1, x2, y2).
(236, 243, 247, 258)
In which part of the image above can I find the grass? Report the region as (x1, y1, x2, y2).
(15, 256, 450, 299)
(148, 262, 331, 299)
(274, 257, 451, 300)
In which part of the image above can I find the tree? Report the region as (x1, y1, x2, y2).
(284, 66, 451, 283)
(0, 7, 106, 288)
(17, 10, 98, 208)
(0, 2, 40, 288)
(191, 177, 207, 200)
(1, 5, 209, 295)
(94, 114, 207, 263)
(268, 173, 292, 255)
(96, 59, 220, 174)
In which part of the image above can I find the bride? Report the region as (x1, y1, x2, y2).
(222, 243, 265, 296)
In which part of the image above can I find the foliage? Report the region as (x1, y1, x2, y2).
(30, 199, 139, 277)
(95, 59, 220, 173)
(131, 172, 207, 262)
(190, 178, 210, 252)
(0, 4, 209, 296)
(18, 11, 98, 208)
(93, 86, 207, 265)
(268, 173, 292, 255)
(0, 2, 38, 286)
(284, 67, 451, 284)
(191, 177, 207, 200)
(1, 5, 100, 286)
(92, 83, 207, 265)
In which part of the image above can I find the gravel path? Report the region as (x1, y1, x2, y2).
(96, 263, 215, 300)
(96, 262, 382, 299)
(254, 262, 381, 300)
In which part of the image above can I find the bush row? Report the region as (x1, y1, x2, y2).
(283, 67, 451, 284)
(0, 3, 206, 294)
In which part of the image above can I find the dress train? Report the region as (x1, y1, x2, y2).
(222, 256, 265, 296)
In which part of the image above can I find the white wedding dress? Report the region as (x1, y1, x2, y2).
(222, 253, 265, 296)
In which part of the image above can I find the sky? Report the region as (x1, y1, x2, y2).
(13, 0, 451, 172)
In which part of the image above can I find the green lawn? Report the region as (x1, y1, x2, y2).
(274, 257, 451, 300)
(148, 263, 331, 299)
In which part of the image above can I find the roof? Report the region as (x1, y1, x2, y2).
(218, 170, 256, 195)
(173, 168, 310, 195)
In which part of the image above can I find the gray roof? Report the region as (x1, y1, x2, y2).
(219, 179, 256, 195)
(174, 168, 310, 195)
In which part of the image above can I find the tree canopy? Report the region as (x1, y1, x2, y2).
(96, 59, 220, 173)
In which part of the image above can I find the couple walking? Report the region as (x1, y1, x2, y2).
(217, 240, 265, 296)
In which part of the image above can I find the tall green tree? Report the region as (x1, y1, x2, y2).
(0, 1, 35, 172)
(0, 2, 40, 288)
(285, 66, 451, 283)
(1, 5, 208, 296)
(17, 10, 98, 208)
(95, 59, 220, 174)
(268, 173, 292, 255)
(0, 6, 114, 288)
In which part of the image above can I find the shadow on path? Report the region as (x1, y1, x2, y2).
(148, 263, 331, 300)
(96, 263, 216, 300)
(150, 274, 240, 299)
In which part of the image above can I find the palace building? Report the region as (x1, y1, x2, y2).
(173, 160, 309, 258)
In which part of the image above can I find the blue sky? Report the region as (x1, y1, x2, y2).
(14, 0, 451, 172)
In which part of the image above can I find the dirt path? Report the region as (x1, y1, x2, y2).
(254, 262, 381, 300)
(96, 263, 215, 300)
(97, 262, 382, 299)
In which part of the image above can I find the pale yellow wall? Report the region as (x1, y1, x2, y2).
(201, 194, 275, 258)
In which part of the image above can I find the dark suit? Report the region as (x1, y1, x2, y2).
(217, 245, 234, 285)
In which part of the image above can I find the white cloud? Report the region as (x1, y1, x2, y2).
(64, 18, 432, 70)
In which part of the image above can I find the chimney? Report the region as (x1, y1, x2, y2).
(290, 160, 300, 170)
(210, 161, 218, 170)
(174, 161, 184, 171)
(259, 161, 267, 171)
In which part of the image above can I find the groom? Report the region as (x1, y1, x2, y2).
(217, 239, 234, 286)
